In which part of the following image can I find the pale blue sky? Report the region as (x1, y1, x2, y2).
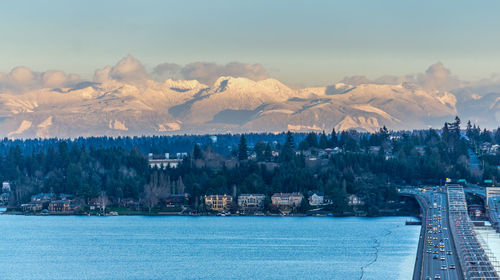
(1, 0, 499, 86)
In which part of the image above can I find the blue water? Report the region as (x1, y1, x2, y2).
(0, 214, 419, 280)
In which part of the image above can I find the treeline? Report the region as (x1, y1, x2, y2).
(1, 117, 499, 215)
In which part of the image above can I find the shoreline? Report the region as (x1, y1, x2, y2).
(1, 211, 421, 219)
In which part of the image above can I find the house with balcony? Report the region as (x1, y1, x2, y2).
(21, 202, 43, 212)
(271, 192, 304, 208)
(238, 194, 266, 213)
(204, 194, 233, 212)
(48, 200, 72, 213)
(0, 193, 10, 206)
(31, 193, 56, 203)
(148, 153, 183, 169)
(308, 191, 325, 206)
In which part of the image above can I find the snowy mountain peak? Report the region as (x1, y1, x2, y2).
(0, 75, 495, 138)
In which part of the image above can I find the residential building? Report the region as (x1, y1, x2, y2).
(205, 194, 233, 212)
(165, 194, 190, 206)
(60, 193, 74, 200)
(148, 153, 183, 169)
(119, 198, 140, 210)
(21, 202, 43, 212)
(308, 191, 324, 206)
(48, 200, 71, 212)
(348, 194, 365, 206)
(31, 193, 56, 203)
(271, 192, 304, 208)
(2, 182, 11, 193)
(0, 193, 10, 205)
(238, 194, 266, 213)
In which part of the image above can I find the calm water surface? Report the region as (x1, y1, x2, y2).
(0, 211, 419, 280)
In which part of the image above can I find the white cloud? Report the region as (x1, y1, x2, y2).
(151, 61, 270, 85)
(93, 55, 148, 84)
(417, 62, 461, 91)
(180, 62, 269, 85)
(0, 66, 80, 93)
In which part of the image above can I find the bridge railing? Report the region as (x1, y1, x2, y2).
(447, 184, 500, 280)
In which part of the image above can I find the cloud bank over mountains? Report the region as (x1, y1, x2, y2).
(340, 62, 464, 91)
(0, 67, 81, 92)
(0, 55, 499, 138)
(1, 55, 498, 92)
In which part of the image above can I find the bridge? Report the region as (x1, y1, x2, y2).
(401, 185, 500, 280)
(463, 185, 500, 232)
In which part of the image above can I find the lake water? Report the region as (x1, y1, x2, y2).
(0, 212, 419, 280)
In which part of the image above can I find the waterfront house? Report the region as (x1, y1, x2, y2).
(271, 192, 304, 208)
(48, 200, 71, 213)
(238, 194, 266, 213)
(119, 198, 141, 210)
(60, 193, 74, 200)
(2, 182, 11, 193)
(0, 193, 9, 205)
(148, 153, 183, 169)
(21, 202, 43, 212)
(308, 191, 325, 206)
(204, 194, 233, 212)
(31, 193, 56, 203)
(348, 194, 365, 206)
(165, 194, 190, 206)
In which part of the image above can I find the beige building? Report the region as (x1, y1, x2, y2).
(238, 194, 266, 213)
(271, 192, 304, 208)
(205, 194, 233, 212)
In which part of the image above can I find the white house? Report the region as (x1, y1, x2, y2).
(348, 194, 364, 206)
(148, 153, 182, 169)
(2, 182, 11, 193)
(308, 192, 325, 206)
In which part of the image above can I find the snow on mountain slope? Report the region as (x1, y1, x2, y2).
(0, 77, 466, 137)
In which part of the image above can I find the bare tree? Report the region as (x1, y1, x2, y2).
(142, 183, 159, 215)
(177, 176, 185, 194)
(97, 191, 110, 215)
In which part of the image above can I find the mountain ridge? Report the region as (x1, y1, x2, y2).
(0, 76, 497, 138)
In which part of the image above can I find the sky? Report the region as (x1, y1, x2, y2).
(1, 0, 500, 86)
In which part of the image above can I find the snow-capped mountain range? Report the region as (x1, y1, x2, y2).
(0, 75, 497, 138)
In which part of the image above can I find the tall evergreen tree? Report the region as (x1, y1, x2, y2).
(264, 143, 273, 161)
(280, 131, 295, 162)
(238, 135, 248, 161)
(329, 128, 338, 147)
(319, 131, 328, 149)
(193, 144, 203, 160)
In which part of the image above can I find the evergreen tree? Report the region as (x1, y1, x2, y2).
(280, 131, 295, 162)
(193, 144, 203, 160)
(319, 131, 328, 149)
(254, 141, 266, 162)
(329, 128, 338, 147)
(264, 143, 273, 161)
(238, 135, 248, 161)
(466, 120, 473, 139)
